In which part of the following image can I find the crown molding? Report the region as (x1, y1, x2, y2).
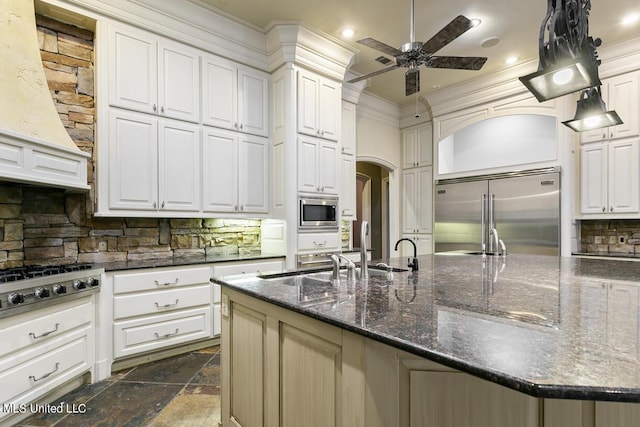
(265, 21, 357, 80)
(357, 92, 400, 128)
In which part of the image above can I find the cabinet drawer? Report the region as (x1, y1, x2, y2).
(298, 232, 341, 251)
(113, 306, 212, 359)
(113, 267, 211, 294)
(113, 284, 211, 320)
(0, 333, 90, 406)
(213, 260, 284, 277)
(0, 298, 93, 356)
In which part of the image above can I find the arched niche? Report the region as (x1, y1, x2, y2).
(437, 114, 557, 176)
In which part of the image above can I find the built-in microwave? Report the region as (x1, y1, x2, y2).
(298, 196, 339, 230)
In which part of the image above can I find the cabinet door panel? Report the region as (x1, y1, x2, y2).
(609, 74, 639, 140)
(580, 143, 607, 214)
(318, 141, 339, 194)
(202, 57, 237, 130)
(108, 26, 157, 113)
(341, 101, 357, 155)
(158, 42, 200, 122)
(341, 154, 356, 218)
(298, 137, 320, 193)
(298, 72, 319, 137)
(238, 68, 269, 137)
(203, 128, 238, 212)
(417, 123, 433, 167)
(159, 121, 201, 211)
(281, 323, 341, 427)
(417, 166, 433, 233)
(239, 136, 268, 213)
(402, 169, 418, 234)
(229, 304, 266, 427)
(608, 139, 639, 213)
(108, 111, 158, 210)
(403, 129, 418, 168)
(318, 78, 340, 141)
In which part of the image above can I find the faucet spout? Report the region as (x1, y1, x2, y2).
(394, 238, 419, 272)
(360, 221, 369, 280)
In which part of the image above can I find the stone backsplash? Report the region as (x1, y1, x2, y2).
(0, 15, 261, 269)
(580, 220, 640, 254)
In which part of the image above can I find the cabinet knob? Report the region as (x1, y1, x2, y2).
(240, 205, 244, 211)
(161, 201, 165, 208)
(153, 104, 157, 113)
(610, 206, 614, 212)
(153, 201, 157, 209)
(602, 206, 606, 212)
(161, 106, 165, 114)
(239, 123, 243, 130)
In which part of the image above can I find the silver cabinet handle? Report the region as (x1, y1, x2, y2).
(313, 240, 327, 246)
(153, 104, 157, 112)
(602, 207, 606, 212)
(29, 323, 60, 340)
(234, 122, 238, 129)
(155, 329, 179, 339)
(161, 201, 165, 208)
(161, 106, 165, 114)
(155, 299, 179, 309)
(610, 206, 614, 212)
(239, 123, 243, 129)
(153, 201, 157, 209)
(154, 278, 179, 286)
(30, 363, 60, 382)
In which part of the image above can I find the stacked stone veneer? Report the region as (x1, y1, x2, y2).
(580, 220, 640, 254)
(0, 16, 261, 269)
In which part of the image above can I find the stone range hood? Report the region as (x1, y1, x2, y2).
(0, 0, 89, 191)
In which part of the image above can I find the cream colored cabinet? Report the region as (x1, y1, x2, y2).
(409, 370, 538, 427)
(580, 138, 639, 215)
(107, 109, 201, 213)
(580, 72, 639, 143)
(108, 23, 200, 123)
(341, 100, 357, 155)
(202, 127, 269, 214)
(221, 289, 358, 427)
(0, 298, 94, 426)
(402, 166, 433, 234)
(202, 54, 269, 137)
(297, 69, 341, 141)
(297, 135, 339, 195)
(402, 123, 433, 169)
(112, 266, 213, 359)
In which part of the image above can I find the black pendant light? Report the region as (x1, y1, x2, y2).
(562, 86, 624, 132)
(520, 0, 602, 102)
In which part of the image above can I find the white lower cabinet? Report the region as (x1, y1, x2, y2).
(398, 233, 433, 257)
(111, 266, 213, 360)
(297, 232, 341, 252)
(0, 297, 95, 426)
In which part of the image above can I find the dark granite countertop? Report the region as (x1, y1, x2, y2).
(573, 251, 640, 260)
(95, 252, 286, 273)
(213, 253, 640, 402)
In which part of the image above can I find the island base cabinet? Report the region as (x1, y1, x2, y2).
(409, 371, 538, 427)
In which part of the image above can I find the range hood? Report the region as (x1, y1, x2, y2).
(0, 0, 89, 191)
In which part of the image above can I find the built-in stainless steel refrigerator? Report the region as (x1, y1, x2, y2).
(434, 168, 560, 255)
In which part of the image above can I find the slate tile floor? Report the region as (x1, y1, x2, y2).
(18, 346, 221, 427)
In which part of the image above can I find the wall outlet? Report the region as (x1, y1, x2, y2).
(594, 236, 603, 244)
(98, 240, 108, 251)
(619, 235, 626, 244)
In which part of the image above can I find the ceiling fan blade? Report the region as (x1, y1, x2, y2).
(356, 37, 403, 57)
(426, 56, 488, 70)
(420, 15, 475, 56)
(347, 64, 399, 83)
(405, 69, 420, 96)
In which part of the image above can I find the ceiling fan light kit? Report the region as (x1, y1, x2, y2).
(347, 0, 487, 96)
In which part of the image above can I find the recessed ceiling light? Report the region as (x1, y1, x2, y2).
(341, 27, 356, 38)
(470, 18, 482, 28)
(505, 56, 518, 65)
(621, 13, 640, 26)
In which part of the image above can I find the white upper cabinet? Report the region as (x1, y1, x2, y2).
(202, 55, 269, 137)
(341, 101, 357, 155)
(297, 135, 339, 195)
(402, 166, 433, 234)
(580, 72, 639, 143)
(108, 110, 201, 213)
(202, 128, 268, 214)
(108, 24, 200, 122)
(402, 123, 433, 169)
(297, 70, 341, 141)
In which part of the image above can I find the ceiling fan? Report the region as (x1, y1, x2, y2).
(347, 0, 488, 96)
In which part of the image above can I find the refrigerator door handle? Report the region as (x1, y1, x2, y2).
(489, 193, 496, 252)
(481, 193, 487, 252)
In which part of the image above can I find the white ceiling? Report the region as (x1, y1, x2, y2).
(199, 0, 640, 106)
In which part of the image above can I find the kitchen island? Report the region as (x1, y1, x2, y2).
(214, 254, 640, 427)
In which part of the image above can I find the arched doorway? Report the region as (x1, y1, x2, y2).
(354, 161, 390, 260)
